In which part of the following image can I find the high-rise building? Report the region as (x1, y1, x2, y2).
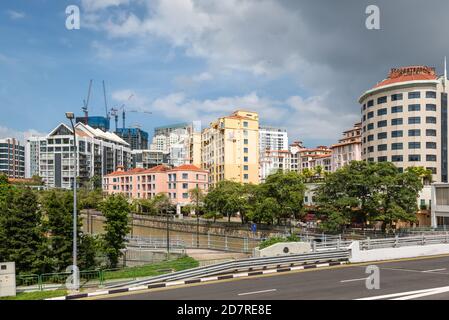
(298, 146, 332, 172)
(149, 122, 198, 167)
(331, 122, 362, 171)
(0, 138, 25, 178)
(359, 65, 445, 182)
(75, 116, 110, 132)
(202, 110, 259, 185)
(259, 149, 291, 182)
(115, 127, 149, 150)
(27, 122, 131, 189)
(259, 126, 288, 156)
(131, 149, 169, 169)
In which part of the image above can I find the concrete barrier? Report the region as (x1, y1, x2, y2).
(253, 242, 311, 257)
(349, 241, 449, 263)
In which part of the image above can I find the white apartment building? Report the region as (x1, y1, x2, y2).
(331, 122, 362, 172)
(259, 126, 288, 156)
(27, 122, 131, 189)
(259, 149, 291, 182)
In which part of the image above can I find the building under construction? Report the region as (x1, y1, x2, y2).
(115, 127, 149, 150)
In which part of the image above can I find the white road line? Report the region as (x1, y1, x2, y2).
(392, 286, 449, 300)
(237, 289, 277, 296)
(356, 288, 439, 300)
(340, 277, 368, 283)
(422, 268, 447, 273)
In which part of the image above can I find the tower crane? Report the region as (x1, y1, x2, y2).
(81, 79, 93, 125)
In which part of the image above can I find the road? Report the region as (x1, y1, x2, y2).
(92, 255, 449, 300)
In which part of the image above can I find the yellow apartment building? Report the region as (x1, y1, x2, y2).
(201, 110, 260, 185)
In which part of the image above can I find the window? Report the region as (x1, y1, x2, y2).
(426, 116, 437, 124)
(182, 183, 188, 189)
(243, 121, 248, 128)
(182, 173, 188, 179)
(367, 123, 374, 130)
(392, 106, 403, 113)
(377, 144, 387, 151)
(426, 91, 437, 98)
(391, 118, 403, 125)
(367, 100, 374, 107)
(426, 104, 437, 111)
(377, 108, 387, 116)
(377, 120, 387, 128)
(244, 165, 248, 170)
(244, 147, 249, 153)
(408, 91, 421, 99)
(244, 139, 249, 144)
(244, 156, 248, 162)
(367, 111, 374, 119)
(244, 174, 249, 180)
(408, 142, 421, 149)
(377, 96, 387, 104)
(427, 167, 437, 174)
(391, 143, 403, 150)
(426, 142, 437, 149)
(367, 135, 374, 141)
(427, 154, 437, 161)
(392, 155, 403, 162)
(408, 117, 421, 124)
(378, 156, 388, 162)
(409, 154, 421, 161)
(377, 132, 387, 139)
(426, 129, 437, 136)
(367, 158, 374, 162)
(367, 146, 374, 153)
(408, 129, 421, 136)
(182, 193, 189, 199)
(391, 93, 403, 101)
(408, 104, 420, 111)
(391, 130, 403, 138)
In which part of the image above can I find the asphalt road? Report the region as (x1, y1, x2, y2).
(95, 255, 449, 300)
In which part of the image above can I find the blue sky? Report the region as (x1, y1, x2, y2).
(2, 0, 443, 147)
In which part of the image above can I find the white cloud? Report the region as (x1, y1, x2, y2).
(0, 126, 46, 143)
(81, 0, 131, 12)
(6, 10, 25, 20)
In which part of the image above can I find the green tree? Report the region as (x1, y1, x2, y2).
(189, 187, 205, 216)
(42, 190, 82, 271)
(259, 171, 306, 225)
(0, 188, 47, 274)
(0, 173, 8, 185)
(99, 194, 131, 268)
(204, 181, 246, 222)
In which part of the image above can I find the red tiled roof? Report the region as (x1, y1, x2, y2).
(373, 66, 437, 89)
(168, 164, 207, 172)
(142, 164, 170, 173)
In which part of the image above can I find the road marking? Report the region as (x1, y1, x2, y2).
(422, 268, 447, 273)
(340, 277, 368, 283)
(357, 285, 449, 300)
(237, 289, 277, 296)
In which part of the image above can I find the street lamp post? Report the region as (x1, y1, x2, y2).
(66, 112, 78, 291)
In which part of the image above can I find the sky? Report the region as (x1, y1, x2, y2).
(1, 0, 449, 146)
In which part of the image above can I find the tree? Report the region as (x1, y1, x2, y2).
(258, 171, 306, 225)
(189, 187, 205, 216)
(99, 194, 131, 268)
(0, 187, 47, 274)
(204, 181, 246, 222)
(0, 173, 8, 185)
(314, 161, 423, 232)
(42, 190, 83, 271)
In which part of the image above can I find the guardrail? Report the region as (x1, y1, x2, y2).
(106, 249, 350, 289)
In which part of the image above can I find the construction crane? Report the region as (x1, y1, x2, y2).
(102, 80, 109, 122)
(81, 79, 93, 125)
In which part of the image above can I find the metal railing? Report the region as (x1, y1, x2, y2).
(106, 249, 350, 289)
(359, 233, 449, 250)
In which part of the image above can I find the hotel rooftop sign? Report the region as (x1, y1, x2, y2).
(389, 66, 436, 78)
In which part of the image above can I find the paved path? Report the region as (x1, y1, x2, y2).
(93, 255, 449, 300)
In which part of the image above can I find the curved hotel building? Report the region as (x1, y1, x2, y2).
(359, 66, 447, 183)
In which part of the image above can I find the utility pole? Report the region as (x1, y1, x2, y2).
(65, 111, 79, 291)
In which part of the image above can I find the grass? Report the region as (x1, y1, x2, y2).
(0, 289, 67, 300)
(103, 256, 199, 281)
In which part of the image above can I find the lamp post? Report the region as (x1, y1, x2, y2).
(66, 112, 78, 291)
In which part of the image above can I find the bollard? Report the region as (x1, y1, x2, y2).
(208, 232, 211, 249)
(225, 236, 228, 251)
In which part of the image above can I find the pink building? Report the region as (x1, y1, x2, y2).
(103, 164, 209, 206)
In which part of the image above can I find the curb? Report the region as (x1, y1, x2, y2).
(45, 260, 348, 300)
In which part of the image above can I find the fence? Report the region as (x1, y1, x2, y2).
(358, 233, 449, 250)
(126, 234, 261, 254)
